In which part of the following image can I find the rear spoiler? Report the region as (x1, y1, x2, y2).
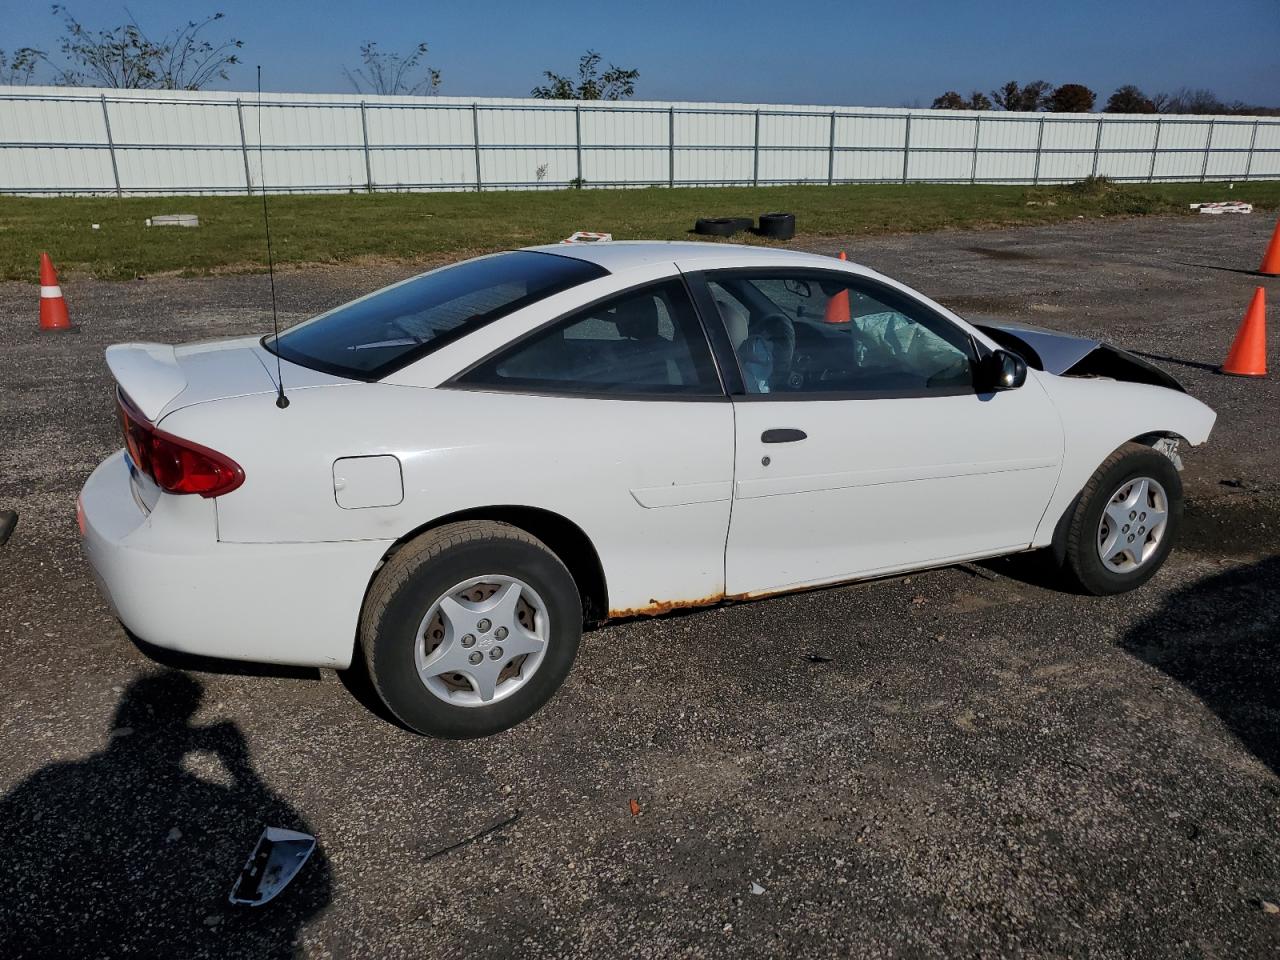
(104, 343, 186, 421)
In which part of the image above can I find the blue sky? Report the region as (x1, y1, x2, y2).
(3, 0, 1277, 106)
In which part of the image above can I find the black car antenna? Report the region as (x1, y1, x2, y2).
(257, 65, 289, 409)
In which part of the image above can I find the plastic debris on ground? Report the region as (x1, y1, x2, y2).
(1190, 202, 1253, 215)
(423, 809, 521, 862)
(561, 231, 612, 243)
(228, 827, 316, 907)
(147, 214, 201, 228)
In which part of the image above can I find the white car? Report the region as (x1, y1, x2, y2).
(79, 242, 1216, 737)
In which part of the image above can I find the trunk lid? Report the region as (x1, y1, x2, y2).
(105, 337, 350, 422)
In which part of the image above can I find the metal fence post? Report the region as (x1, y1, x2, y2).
(1090, 116, 1104, 177)
(752, 109, 761, 187)
(1032, 116, 1045, 185)
(472, 103, 483, 191)
(1199, 118, 1215, 182)
(1243, 119, 1259, 182)
(359, 101, 373, 192)
(574, 104, 582, 186)
(235, 98, 252, 195)
(827, 111, 836, 186)
(969, 115, 981, 184)
(1147, 118, 1162, 183)
(668, 106, 675, 188)
(99, 94, 121, 197)
(901, 114, 912, 183)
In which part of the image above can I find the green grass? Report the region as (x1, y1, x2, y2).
(2, 179, 1277, 281)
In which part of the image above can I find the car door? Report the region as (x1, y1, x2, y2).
(688, 267, 1064, 597)
(449, 275, 735, 615)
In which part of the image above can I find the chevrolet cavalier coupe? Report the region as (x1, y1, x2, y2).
(79, 242, 1216, 737)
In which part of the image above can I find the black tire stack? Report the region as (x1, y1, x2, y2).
(693, 217, 755, 237)
(693, 212, 796, 241)
(756, 212, 796, 240)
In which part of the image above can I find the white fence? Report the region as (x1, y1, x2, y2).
(2, 85, 1278, 196)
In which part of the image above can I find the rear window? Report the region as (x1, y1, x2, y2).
(265, 251, 607, 380)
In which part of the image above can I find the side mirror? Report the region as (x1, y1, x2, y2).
(982, 349, 1027, 391)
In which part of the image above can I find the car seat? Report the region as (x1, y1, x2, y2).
(610, 295, 690, 386)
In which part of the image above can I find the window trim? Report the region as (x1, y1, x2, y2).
(686, 267, 983, 401)
(445, 275, 730, 401)
(262, 250, 609, 383)
(681, 266, 746, 396)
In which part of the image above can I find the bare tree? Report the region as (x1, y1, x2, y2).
(344, 42, 440, 96)
(39, 5, 242, 89)
(531, 50, 638, 100)
(0, 47, 43, 84)
(1152, 87, 1279, 116)
(1156, 87, 1227, 114)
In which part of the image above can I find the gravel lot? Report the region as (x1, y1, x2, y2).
(0, 215, 1277, 958)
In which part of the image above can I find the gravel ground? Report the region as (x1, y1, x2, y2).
(0, 215, 1278, 958)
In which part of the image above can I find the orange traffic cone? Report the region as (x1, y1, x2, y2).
(1260, 215, 1280, 277)
(38, 253, 71, 332)
(1220, 287, 1267, 377)
(824, 251, 851, 323)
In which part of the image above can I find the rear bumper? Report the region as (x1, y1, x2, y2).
(79, 451, 390, 669)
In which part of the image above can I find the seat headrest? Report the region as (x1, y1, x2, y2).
(609, 295, 660, 339)
(715, 296, 750, 349)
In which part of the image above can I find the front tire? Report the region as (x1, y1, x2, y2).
(1058, 442, 1183, 596)
(360, 521, 581, 738)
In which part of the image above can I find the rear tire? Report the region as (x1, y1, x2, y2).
(1057, 442, 1183, 596)
(360, 521, 581, 738)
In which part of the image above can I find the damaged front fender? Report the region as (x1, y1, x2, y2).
(974, 320, 1186, 393)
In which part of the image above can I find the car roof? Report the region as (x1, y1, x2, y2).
(523, 240, 864, 274)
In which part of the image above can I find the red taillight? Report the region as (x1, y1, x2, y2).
(117, 392, 244, 498)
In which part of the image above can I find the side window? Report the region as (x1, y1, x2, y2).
(706, 272, 974, 396)
(459, 280, 722, 396)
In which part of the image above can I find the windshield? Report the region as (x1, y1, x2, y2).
(265, 250, 608, 380)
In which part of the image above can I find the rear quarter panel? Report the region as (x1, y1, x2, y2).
(160, 383, 735, 616)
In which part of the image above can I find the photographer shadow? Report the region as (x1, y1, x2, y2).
(0, 671, 330, 959)
(1119, 556, 1280, 775)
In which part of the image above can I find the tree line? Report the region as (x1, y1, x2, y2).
(932, 80, 1279, 116)
(3, 7, 1276, 116)
(0, 5, 639, 101)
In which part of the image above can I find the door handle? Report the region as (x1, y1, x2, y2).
(761, 428, 807, 444)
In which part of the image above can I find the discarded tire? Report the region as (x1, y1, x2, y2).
(694, 217, 754, 237)
(756, 212, 796, 241)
